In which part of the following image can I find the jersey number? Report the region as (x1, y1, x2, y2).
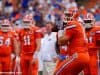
(24, 35, 30, 45)
(0, 38, 11, 46)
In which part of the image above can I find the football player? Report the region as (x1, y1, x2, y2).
(17, 14, 41, 75)
(83, 13, 100, 75)
(0, 19, 17, 75)
(54, 10, 90, 75)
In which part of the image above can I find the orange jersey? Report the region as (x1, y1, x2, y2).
(86, 26, 100, 49)
(18, 26, 41, 54)
(65, 21, 87, 55)
(0, 30, 16, 56)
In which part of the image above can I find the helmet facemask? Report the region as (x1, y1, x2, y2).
(22, 20, 32, 29)
(83, 19, 94, 29)
(63, 11, 73, 27)
(1, 24, 11, 32)
(22, 14, 33, 29)
(83, 13, 95, 30)
(64, 12, 73, 22)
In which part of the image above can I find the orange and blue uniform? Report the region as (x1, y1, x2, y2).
(54, 21, 90, 75)
(0, 30, 16, 75)
(84, 26, 100, 75)
(18, 27, 41, 75)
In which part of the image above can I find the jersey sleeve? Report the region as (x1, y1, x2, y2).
(95, 28, 100, 48)
(35, 29, 42, 39)
(65, 26, 76, 40)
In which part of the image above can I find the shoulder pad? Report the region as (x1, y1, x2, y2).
(65, 25, 76, 30)
(35, 29, 41, 32)
(96, 30, 100, 33)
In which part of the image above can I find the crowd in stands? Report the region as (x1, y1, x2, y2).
(0, 0, 99, 27)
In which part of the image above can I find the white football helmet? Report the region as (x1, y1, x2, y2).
(63, 9, 74, 28)
(64, 9, 73, 22)
(22, 14, 33, 29)
(1, 19, 11, 32)
(83, 13, 95, 29)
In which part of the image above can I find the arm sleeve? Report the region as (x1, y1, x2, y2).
(95, 30, 100, 48)
(65, 28, 75, 40)
(35, 30, 42, 39)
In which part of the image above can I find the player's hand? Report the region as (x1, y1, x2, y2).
(15, 56, 20, 65)
(11, 53, 15, 60)
(32, 51, 39, 64)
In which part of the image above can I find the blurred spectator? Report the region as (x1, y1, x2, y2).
(0, 0, 3, 11)
(4, 0, 13, 13)
(3, 0, 13, 18)
(43, 5, 55, 23)
(0, 0, 99, 27)
(21, 0, 29, 9)
(34, 8, 43, 27)
(63, 0, 77, 10)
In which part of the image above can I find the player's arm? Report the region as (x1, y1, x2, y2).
(35, 28, 42, 52)
(13, 32, 21, 56)
(32, 28, 42, 60)
(36, 38, 41, 52)
(58, 25, 76, 46)
(58, 28, 70, 46)
(14, 38, 21, 56)
(11, 32, 20, 60)
(13, 33, 21, 64)
(11, 38, 16, 60)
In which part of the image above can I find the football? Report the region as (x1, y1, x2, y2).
(58, 36, 67, 46)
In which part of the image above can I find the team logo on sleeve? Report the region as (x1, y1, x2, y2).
(0, 36, 11, 46)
